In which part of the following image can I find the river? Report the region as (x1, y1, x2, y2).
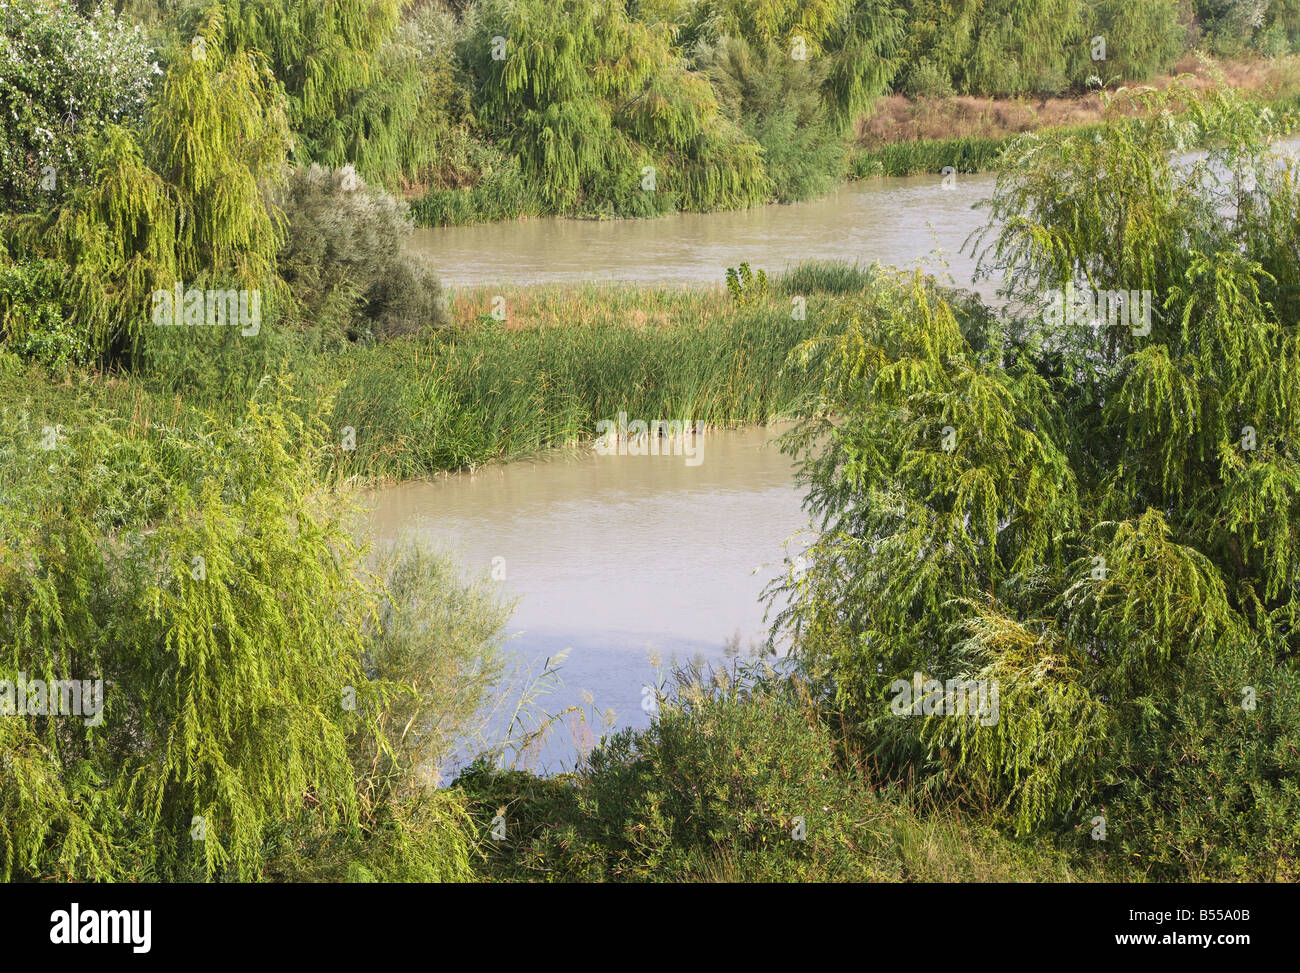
(390, 169, 996, 774)
(377, 139, 1300, 776)
(409, 170, 998, 295)
(366, 424, 814, 775)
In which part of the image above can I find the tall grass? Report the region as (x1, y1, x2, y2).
(10, 268, 870, 484)
(848, 130, 1091, 177)
(328, 284, 825, 479)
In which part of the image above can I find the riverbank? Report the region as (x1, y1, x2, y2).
(849, 54, 1300, 176)
(412, 57, 1300, 224)
(453, 668, 1126, 882)
(1, 264, 1121, 884)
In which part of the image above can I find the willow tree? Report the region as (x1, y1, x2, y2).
(685, 0, 901, 125)
(1, 127, 178, 362)
(1084, 0, 1185, 83)
(205, 0, 445, 186)
(148, 8, 290, 290)
(1, 6, 290, 362)
(465, 0, 766, 215)
(0, 381, 478, 881)
(893, 0, 1088, 95)
(685, 0, 859, 53)
(774, 83, 1300, 877)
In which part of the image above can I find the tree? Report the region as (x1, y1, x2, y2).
(0, 381, 484, 880)
(699, 36, 846, 202)
(464, 0, 767, 215)
(207, 0, 445, 186)
(1085, 0, 1185, 84)
(773, 83, 1300, 875)
(1, 5, 290, 362)
(0, 0, 157, 212)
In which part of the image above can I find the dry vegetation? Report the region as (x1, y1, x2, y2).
(856, 55, 1300, 146)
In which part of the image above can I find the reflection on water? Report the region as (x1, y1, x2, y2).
(365, 425, 813, 774)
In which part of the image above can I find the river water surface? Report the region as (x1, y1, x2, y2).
(393, 170, 999, 773)
(366, 425, 813, 773)
(381, 140, 1300, 774)
(410, 170, 998, 294)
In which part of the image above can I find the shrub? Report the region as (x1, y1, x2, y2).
(902, 57, 955, 98)
(0, 0, 157, 212)
(275, 164, 448, 340)
(0, 259, 91, 371)
(362, 543, 511, 790)
(456, 664, 1105, 881)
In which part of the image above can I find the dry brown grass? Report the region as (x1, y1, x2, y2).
(857, 56, 1300, 147)
(445, 282, 731, 332)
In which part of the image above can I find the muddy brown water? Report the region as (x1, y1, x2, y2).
(384, 142, 1300, 773)
(409, 170, 999, 295)
(365, 425, 814, 774)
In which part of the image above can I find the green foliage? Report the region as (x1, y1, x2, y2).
(893, 0, 1184, 95)
(0, 259, 92, 371)
(361, 543, 511, 791)
(202, 0, 445, 187)
(3, 125, 180, 360)
(147, 10, 290, 288)
(329, 285, 814, 477)
(850, 131, 1027, 176)
(463, 0, 767, 216)
(700, 36, 847, 202)
(900, 57, 955, 97)
(774, 83, 1300, 876)
(0, 0, 157, 212)
(275, 164, 449, 340)
(1, 5, 294, 363)
(1086, 0, 1185, 84)
(1104, 637, 1300, 880)
(1263, 0, 1300, 54)
(0, 377, 483, 880)
(688, 1, 903, 123)
(964, 0, 1083, 95)
(408, 144, 539, 225)
(1197, 0, 1269, 57)
(724, 261, 769, 305)
(456, 664, 1102, 881)
(776, 260, 878, 295)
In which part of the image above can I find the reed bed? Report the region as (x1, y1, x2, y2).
(6, 265, 875, 484)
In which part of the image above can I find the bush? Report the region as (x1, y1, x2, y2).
(0, 0, 156, 212)
(456, 664, 1105, 881)
(0, 259, 91, 371)
(275, 164, 448, 340)
(362, 543, 511, 790)
(1105, 638, 1300, 879)
(902, 58, 955, 98)
(408, 130, 539, 226)
(1197, 0, 1269, 57)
